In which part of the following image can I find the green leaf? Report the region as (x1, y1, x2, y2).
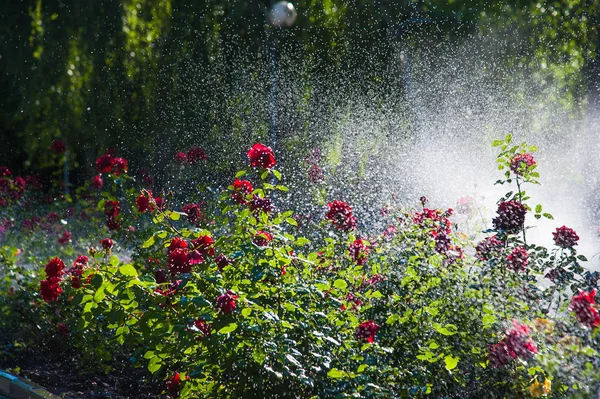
(169, 211, 181, 221)
(276, 185, 289, 192)
(253, 346, 266, 364)
(327, 368, 345, 379)
(492, 140, 503, 147)
(119, 264, 138, 277)
(109, 255, 120, 266)
(142, 236, 155, 248)
(535, 204, 542, 213)
(433, 323, 458, 336)
(444, 355, 459, 371)
(482, 314, 496, 326)
(148, 356, 162, 374)
(505, 133, 512, 144)
(333, 279, 348, 291)
(542, 213, 554, 220)
(218, 323, 238, 334)
(235, 170, 246, 178)
(357, 364, 368, 373)
(242, 308, 252, 317)
(273, 170, 282, 180)
(286, 217, 297, 226)
(261, 171, 269, 180)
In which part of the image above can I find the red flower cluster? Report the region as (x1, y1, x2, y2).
(249, 196, 273, 214)
(167, 238, 192, 275)
(51, 140, 67, 154)
(492, 200, 526, 234)
(95, 150, 128, 175)
(355, 320, 380, 343)
(552, 225, 579, 249)
(247, 143, 276, 169)
(253, 230, 273, 246)
(174, 147, 208, 165)
(570, 290, 600, 329)
(489, 320, 537, 367)
(231, 179, 253, 204)
(40, 257, 65, 302)
(104, 200, 121, 230)
(432, 230, 451, 254)
(510, 153, 536, 176)
(325, 200, 357, 231)
(70, 255, 88, 288)
(506, 246, 529, 272)
(216, 290, 238, 314)
(348, 239, 369, 265)
(182, 203, 202, 226)
(0, 173, 27, 207)
(136, 190, 160, 213)
(475, 235, 504, 261)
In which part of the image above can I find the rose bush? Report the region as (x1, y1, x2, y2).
(1, 137, 600, 398)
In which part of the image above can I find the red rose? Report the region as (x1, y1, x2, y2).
(73, 255, 89, 268)
(0, 166, 11, 177)
(91, 175, 103, 190)
(506, 246, 529, 272)
(168, 248, 191, 275)
(168, 237, 188, 253)
(553, 226, 579, 249)
(355, 320, 380, 343)
(136, 190, 153, 213)
(104, 200, 121, 218)
(166, 372, 189, 396)
(155, 268, 168, 284)
(95, 153, 114, 173)
(325, 200, 357, 231)
(101, 238, 114, 250)
(40, 278, 63, 302)
(191, 319, 212, 337)
(247, 143, 276, 169)
(191, 235, 215, 256)
(45, 257, 65, 278)
(570, 290, 600, 329)
(111, 157, 128, 175)
(154, 196, 166, 210)
(216, 290, 238, 314)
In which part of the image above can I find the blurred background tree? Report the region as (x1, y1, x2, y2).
(0, 0, 598, 185)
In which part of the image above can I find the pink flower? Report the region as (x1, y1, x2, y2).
(506, 246, 529, 272)
(216, 290, 238, 314)
(307, 164, 324, 182)
(489, 320, 537, 367)
(570, 290, 600, 329)
(247, 143, 276, 169)
(355, 321, 380, 343)
(510, 153, 536, 176)
(325, 200, 357, 231)
(553, 226, 579, 249)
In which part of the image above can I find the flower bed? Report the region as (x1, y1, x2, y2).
(1, 137, 599, 398)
